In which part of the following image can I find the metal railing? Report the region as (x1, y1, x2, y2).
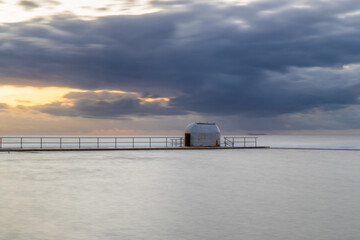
(223, 137, 257, 147)
(0, 136, 184, 149)
(0, 136, 258, 150)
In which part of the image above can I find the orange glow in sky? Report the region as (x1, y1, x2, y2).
(0, 85, 170, 107)
(0, 85, 79, 106)
(139, 97, 170, 102)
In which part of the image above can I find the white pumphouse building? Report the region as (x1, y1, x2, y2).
(184, 122, 221, 147)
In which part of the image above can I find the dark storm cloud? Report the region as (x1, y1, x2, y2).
(2, 0, 360, 121)
(18, 0, 59, 9)
(18, 0, 40, 9)
(171, 78, 360, 117)
(151, 0, 189, 7)
(35, 91, 185, 118)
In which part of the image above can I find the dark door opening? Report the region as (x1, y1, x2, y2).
(185, 133, 191, 147)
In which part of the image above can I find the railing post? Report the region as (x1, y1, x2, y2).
(255, 137, 257, 147)
(97, 137, 99, 149)
(20, 137, 23, 149)
(40, 137, 43, 149)
(132, 137, 134, 148)
(149, 137, 151, 148)
(0, 137, 2, 149)
(79, 137, 81, 149)
(60, 138, 62, 149)
(115, 137, 117, 148)
(244, 137, 246, 147)
(166, 137, 167, 148)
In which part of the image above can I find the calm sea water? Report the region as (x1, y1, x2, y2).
(1, 135, 360, 240)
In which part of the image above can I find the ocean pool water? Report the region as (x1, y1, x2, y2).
(1, 135, 360, 240)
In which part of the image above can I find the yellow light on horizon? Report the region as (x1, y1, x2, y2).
(0, 85, 79, 107)
(140, 97, 170, 102)
(0, 85, 171, 107)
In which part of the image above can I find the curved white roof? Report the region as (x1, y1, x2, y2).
(185, 122, 220, 134)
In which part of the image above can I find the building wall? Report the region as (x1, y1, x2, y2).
(185, 123, 221, 147)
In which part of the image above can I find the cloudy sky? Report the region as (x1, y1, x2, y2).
(1, 0, 360, 134)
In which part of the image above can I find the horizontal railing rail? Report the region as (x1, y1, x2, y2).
(223, 137, 258, 147)
(0, 136, 259, 149)
(0, 136, 184, 149)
